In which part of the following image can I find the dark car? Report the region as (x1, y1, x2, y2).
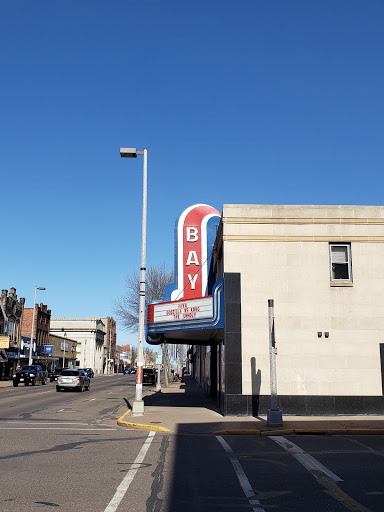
(13, 365, 47, 386)
(49, 368, 66, 382)
(56, 369, 90, 392)
(83, 368, 94, 378)
(143, 368, 156, 385)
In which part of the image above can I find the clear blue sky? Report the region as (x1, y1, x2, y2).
(1, 1, 383, 347)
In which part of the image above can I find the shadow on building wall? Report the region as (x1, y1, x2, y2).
(251, 356, 261, 417)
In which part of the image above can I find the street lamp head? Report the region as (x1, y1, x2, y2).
(120, 148, 138, 158)
(37, 287, 46, 290)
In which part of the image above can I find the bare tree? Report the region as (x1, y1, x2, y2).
(114, 264, 174, 332)
(131, 346, 137, 367)
(144, 348, 157, 366)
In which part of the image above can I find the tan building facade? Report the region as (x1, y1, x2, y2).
(101, 317, 117, 373)
(212, 204, 384, 415)
(50, 318, 106, 374)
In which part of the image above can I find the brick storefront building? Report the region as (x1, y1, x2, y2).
(0, 288, 25, 380)
(21, 303, 51, 351)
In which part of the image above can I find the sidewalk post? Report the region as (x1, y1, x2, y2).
(267, 299, 283, 426)
(156, 348, 162, 392)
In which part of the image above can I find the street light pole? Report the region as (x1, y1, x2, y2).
(108, 327, 112, 374)
(120, 147, 147, 416)
(63, 332, 67, 368)
(28, 286, 46, 366)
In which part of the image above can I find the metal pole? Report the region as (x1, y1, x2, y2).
(156, 344, 161, 391)
(63, 333, 66, 367)
(132, 148, 147, 416)
(108, 326, 112, 374)
(28, 287, 38, 366)
(267, 299, 283, 426)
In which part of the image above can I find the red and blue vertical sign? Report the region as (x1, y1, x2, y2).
(164, 204, 221, 301)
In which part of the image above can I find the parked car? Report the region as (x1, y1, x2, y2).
(56, 369, 90, 392)
(83, 368, 94, 378)
(13, 365, 47, 386)
(49, 368, 66, 382)
(143, 368, 156, 385)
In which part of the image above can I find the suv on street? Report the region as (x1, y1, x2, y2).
(13, 365, 47, 386)
(49, 368, 66, 382)
(143, 368, 156, 385)
(56, 369, 90, 392)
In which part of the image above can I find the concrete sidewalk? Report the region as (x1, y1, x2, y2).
(0, 380, 13, 387)
(118, 374, 384, 435)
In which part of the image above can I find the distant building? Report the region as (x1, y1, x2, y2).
(50, 318, 106, 374)
(100, 317, 116, 373)
(48, 334, 78, 369)
(120, 344, 133, 369)
(115, 345, 124, 373)
(21, 303, 51, 352)
(0, 288, 25, 380)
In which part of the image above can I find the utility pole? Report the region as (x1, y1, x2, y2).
(107, 325, 112, 374)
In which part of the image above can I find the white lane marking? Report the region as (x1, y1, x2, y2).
(0, 427, 116, 430)
(0, 421, 90, 425)
(269, 436, 343, 482)
(216, 436, 266, 512)
(57, 409, 65, 412)
(104, 430, 156, 512)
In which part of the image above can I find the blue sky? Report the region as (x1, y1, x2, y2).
(1, 1, 383, 347)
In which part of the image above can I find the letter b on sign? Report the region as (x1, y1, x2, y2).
(186, 227, 198, 242)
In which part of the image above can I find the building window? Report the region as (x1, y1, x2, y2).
(330, 243, 352, 282)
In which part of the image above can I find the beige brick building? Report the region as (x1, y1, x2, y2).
(212, 204, 384, 415)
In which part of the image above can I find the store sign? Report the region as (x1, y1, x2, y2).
(6, 348, 18, 358)
(152, 297, 213, 323)
(166, 204, 221, 301)
(0, 336, 10, 349)
(44, 345, 53, 354)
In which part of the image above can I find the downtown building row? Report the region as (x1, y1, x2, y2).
(147, 204, 384, 416)
(0, 288, 117, 380)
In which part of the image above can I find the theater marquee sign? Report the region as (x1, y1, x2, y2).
(147, 204, 223, 344)
(152, 297, 213, 323)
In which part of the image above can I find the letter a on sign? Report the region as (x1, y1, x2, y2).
(186, 250, 199, 266)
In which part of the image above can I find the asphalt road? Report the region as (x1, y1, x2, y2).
(1, 375, 384, 512)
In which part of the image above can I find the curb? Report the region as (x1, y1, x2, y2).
(214, 428, 384, 436)
(117, 409, 170, 432)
